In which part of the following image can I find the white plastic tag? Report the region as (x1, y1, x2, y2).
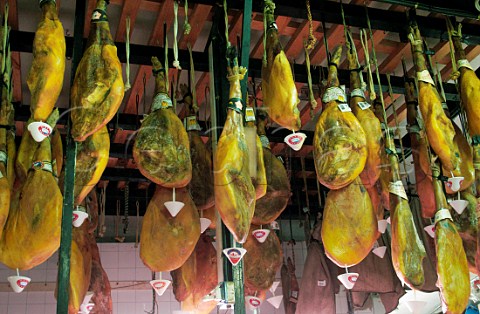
(317, 280, 327, 287)
(457, 59, 473, 71)
(152, 93, 173, 110)
(260, 135, 270, 149)
(322, 87, 347, 104)
(0, 151, 6, 164)
(350, 88, 365, 99)
(389, 181, 408, 200)
(417, 70, 435, 85)
(245, 107, 256, 122)
(0, 170, 3, 179)
(435, 208, 453, 224)
(185, 116, 201, 131)
(338, 103, 352, 112)
(357, 102, 371, 110)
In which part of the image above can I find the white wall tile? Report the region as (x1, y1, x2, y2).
(44, 303, 56, 313)
(7, 303, 26, 314)
(135, 267, 151, 281)
(0, 292, 9, 305)
(117, 290, 136, 303)
(118, 251, 136, 269)
(117, 267, 135, 282)
(26, 303, 45, 314)
(116, 302, 135, 314)
(8, 291, 27, 304)
(27, 291, 45, 304)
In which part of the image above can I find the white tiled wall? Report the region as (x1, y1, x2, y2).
(0, 241, 382, 313)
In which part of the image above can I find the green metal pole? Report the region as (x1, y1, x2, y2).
(56, 0, 85, 312)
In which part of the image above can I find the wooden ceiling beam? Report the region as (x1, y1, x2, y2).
(441, 45, 480, 81)
(378, 43, 411, 73)
(83, 0, 96, 38)
(310, 25, 344, 65)
(114, 0, 142, 42)
(228, 11, 243, 44)
(283, 20, 321, 61)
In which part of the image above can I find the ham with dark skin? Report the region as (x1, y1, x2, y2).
(281, 257, 299, 314)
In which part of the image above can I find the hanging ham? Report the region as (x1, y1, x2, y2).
(410, 25, 459, 172)
(252, 112, 290, 225)
(171, 234, 218, 314)
(70, 0, 124, 142)
(0, 132, 63, 270)
(133, 57, 192, 188)
(214, 52, 256, 243)
(313, 46, 367, 190)
(27, 0, 65, 121)
(281, 256, 299, 314)
(261, 0, 300, 131)
(0, 92, 13, 239)
(140, 186, 200, 272)
(321, 177, 377, 267)
(431, 163, 470, 313)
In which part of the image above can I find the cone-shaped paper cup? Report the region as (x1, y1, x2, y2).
(448, 199, 468, 215)
(377, 220, 388, 233)
(252, 229, 270, 243)
(8, 275, 31, 293)
(82, 291, 94, 305)
(406, 300, 427, 314)
(284, 132, 306, 151)
(337, 272, 359, 290)
(424, 224, 435, 238)
(269, 281, 280, 294)
(372, 246, 387, 258)
(245, 296, 262, 310)
(150, 279, 171, 296)
(267, 295, 283, 309)
(223, 247, 247, 266)
(200, 218, 211, 233)
(164, 201, 184, 217)
(446, 176, 464, 192)
(27, 121, 52, 142)
(80, 303, 95, 313)
(73, 210, 89, 228)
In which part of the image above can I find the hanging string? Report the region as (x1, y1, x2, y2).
(123, 182, 130, 235)
(183, 0, 191, 35)
(1, 4, 8, 76)
(124, 16, 131, 91)
(188, 43, 199, 113)
(304, 42, 317, 118)
(446, 18, 460, 81)
(173, 1, 182, 70)
(305, 0, 316, 50)
(165, 32, 169, 93)
(360, 29, 376, 101)
(115, 200, 121, 241)
(386, 74, 409, 180)
(365, 6, 392, 149)
(98, 185, 107, 237)
(223, 0, 230, 49)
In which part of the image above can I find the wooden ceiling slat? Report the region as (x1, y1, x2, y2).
(114, 0, 142, 42)
(178, 4, 212, 50)
(441, 45, 480, 81)
(83, 0, 97, 38)
(283, 20, 321, 60)
(309, 25, 344, 65)
(379, 43, 411, 73)
(228, 11, 243, 44)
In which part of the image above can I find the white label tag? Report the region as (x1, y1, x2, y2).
(435, 208, 453, 224)
(152, 93, 173, 111)
(417, 70, 435, 85)
(350, 88, 365, 99)
(389, 181, 408, 200)
(317, 280, 327, 287)
(0, 151, 6, 164)
(245, 107, 256, 122)
(185, 116, 201, 131)
(260, 135, 270, 149)
(0, 170, 3, 179)
(457, 59, 473, 71)
(322, 87, 347, 104)
(338, 103, 352, 112)
(357, 102, 371, 110)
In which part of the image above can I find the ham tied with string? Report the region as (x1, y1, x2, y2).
(214, 49, 256, 244)
(70, 0, 124, 142)
(27, 0, 65, 122)
(431, 163, 470, 314)
(281, 256, 299, 314)
(133, 57, 192, 188)
(409, 25, 459, 172)
(261, 0, 300, 131)
(313, 46, 367, 190)
(252, 111, 290, 225)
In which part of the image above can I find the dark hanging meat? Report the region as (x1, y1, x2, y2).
(70, 0, 124, 141)
(281, 257, 299, 314)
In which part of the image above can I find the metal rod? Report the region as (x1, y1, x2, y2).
(56, 0, 85, 312)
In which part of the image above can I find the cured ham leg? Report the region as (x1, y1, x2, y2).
(261, 0, 300, 131)
(321, 177, 377, 267)
(133, 57, 191, 188)
(0, 93, 13, 239)
(252, 111, 290, 225)
(387, 133, 426, 289)
(214, 50, 256, 243)
(410, 25, 459, 172)
(140, 186, 200, 271)
(71, 0, 124, 142)
(313, 46, 367, 190)
(431, 163, 470, 313)
(171, 234, 218, 314)
(281, 257, 299, 314)
(1, 132, 63, 270)
(27, 0, 65, 121)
